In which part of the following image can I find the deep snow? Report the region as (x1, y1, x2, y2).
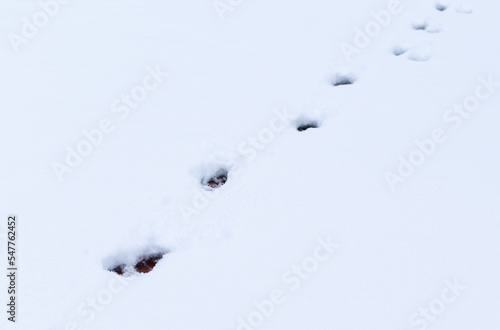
(1, 0, 500, 329)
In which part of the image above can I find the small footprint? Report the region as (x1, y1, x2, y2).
(191, 160, 232, 191)
(455, 4, 473, 14)
(435, 1, 451, 11)
(106, 248, 169, 276)
(329, 68, 358, 87)
(407, 46, 432, 62)
(295, 117, 320, 132)
(435, 4, 447, 11)
(392, 42, 432, 62)
(412, 20, 428, 31)
(392, 42, 413, 56)
(297, 122, 318, 132)
(196, 164, 230, 190)
(290, 109, 324, 132)
(203, 169, 228, 189)
(411, 19, 442, 33)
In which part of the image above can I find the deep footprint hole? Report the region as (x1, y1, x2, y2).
(294, 116, 321, 132)
(108, 251, 168, 276)
(331, 74, 356, 87)
(393, 45, 409, 56)
(110, 265, 126, 275)
(202, 168, 228, 189)
(134, 253, 165, 273)
(297, 122, 319, 132)
(412, 21, 428, 30)
(435, 3, 447, 11)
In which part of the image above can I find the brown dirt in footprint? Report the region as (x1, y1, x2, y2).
(206, 174, 228, 188)
(134, 253, 165, 274)
(108, 252, 167, 276)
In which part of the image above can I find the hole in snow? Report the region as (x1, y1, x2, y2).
(411, 20, 441, 33)
(134, 253, 165, 274)
(331, 74, 356, 86)
(435, 3, 448, 11)
(108, 250, 168, 276)
(111, 264, 126, 275)
(412, 21, 428, 30)
(294, 115, 321, 132)
(297, 122, 318, 132)
(202, 168, 228, 189)
(407, 48, 432, 62)
(393, 44, 411, 56)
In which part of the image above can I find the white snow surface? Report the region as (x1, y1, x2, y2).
(1, 0, 500, 329)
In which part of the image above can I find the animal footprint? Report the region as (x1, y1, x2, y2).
(435, 1, 451, 11)
(202, 169, 228, 189)
(294, 116, 321, 132)
(392, 42, 413, 56)
(106, 247, 169, 276)
(454, 4, 473, 14)
(392, 42, 432, 62)
(329, 68, 359, 87)
(434, 1, 472, 14)
(407, 46, 432, 62)
(193, 162, 231, 191)
(411, 19, 442, 33)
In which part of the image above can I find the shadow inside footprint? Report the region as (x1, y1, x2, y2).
(435, 3, 448, 11)
(412, 20, 442, 33)
(330, 73, 357, 87)
(202, 169, 228, 189)
(332, 76, 355, 86)
(295, 116, 320, 132)
(393, 44, 410, 56)
(134, 253, 165, 273)
(109, 251, 168, 276)
(111, 265, 126, 275)
(412, 21, 428, 30)
(297, 121, 319, 132)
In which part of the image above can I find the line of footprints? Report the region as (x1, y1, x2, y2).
(106, 118, 320, 277)
(393, 1, 473, 62)
(105, 1, 473, 277)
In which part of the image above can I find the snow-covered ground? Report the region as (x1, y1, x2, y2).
(1, 0, 499, 329)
